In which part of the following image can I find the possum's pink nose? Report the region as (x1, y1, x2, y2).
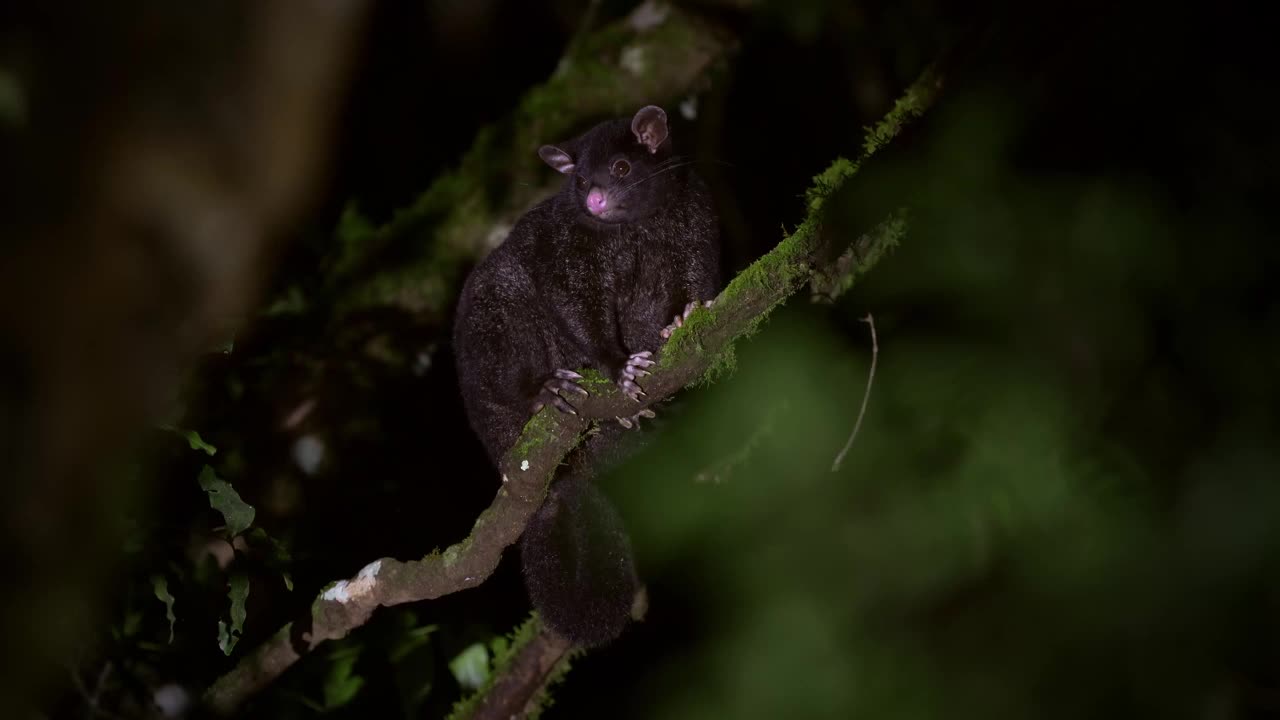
(586, 188, 608, 215)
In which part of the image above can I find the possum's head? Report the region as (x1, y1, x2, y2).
(538, 105, 678, 225)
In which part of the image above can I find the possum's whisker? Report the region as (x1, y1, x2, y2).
(646, 155, 690, 174)
(693, 157, 738, 169)
(616, 160, 698, 200)
(652, 155, 735, 171)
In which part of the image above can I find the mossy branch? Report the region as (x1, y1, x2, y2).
(202, 63, 942, 717)
(448, 617, 578, 720)
(326, 1, 739, 319)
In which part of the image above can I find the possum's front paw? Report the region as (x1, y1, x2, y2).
(617, 352, 657, 428)
(660, 299, 715, 339)
(531, 369, 589, 415)
(618, 351, 654, 402)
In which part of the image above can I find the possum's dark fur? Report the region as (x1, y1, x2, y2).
(453, 105, 720, 646)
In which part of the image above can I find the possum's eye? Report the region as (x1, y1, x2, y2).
(611, 159, 631, 178)
(576, 175, 588, 190)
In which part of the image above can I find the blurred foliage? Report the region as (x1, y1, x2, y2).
(449, 644, 491, 692)
(570, 35, 1280, 719)
(321, 645, 367, 711)
(217, 574, 250, 656)
(0, 65, 26, 127)
(198, 466, 256, 539)
(164, 427, 218, 456)
(151, 575, 177, 644)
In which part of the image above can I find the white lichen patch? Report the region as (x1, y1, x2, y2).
(629, 1, 670, 31)
(322, 559, 382, 603)
(520, 460, 530, 471)
(322, 581, 350, 602)
(620, 45, 647, 76)
(357, 559, 382, 582)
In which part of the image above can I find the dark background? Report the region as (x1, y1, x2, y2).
(4, 0, 1280, 718)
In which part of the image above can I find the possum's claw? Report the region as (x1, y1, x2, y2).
(532, 369, 588, 415)
(553, 368, 587, 384)
(619, 351, 653, 401)
(622, 351, 655, 376)
(660, 299, 715, 339)
(619, 378, 646, 401)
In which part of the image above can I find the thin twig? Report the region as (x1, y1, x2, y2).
(831, 312, 878, 472)
(67, 662, 128, 720)
(693, 401, 784, 484)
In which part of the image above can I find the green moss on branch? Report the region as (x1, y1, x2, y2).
(656, 66, 940, 385)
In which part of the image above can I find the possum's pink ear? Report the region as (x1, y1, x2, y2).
(538, 145, 576, 174)
(630, 105, 668, 153)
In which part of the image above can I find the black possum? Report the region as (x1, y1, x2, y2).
(453, 105, 721, 646)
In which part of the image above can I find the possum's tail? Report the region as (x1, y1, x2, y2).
(519, 424, 644, 647)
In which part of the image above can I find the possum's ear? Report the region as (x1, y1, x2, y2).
(630, 105, 669, 153)
(538, 144, 576, 174)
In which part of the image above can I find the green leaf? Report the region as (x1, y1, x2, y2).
(263, 284, 308, 317)
(323, 645, 366, 710)
(389, 619, 438, 664)
(218, 573, 250, 656)
(488, 635, 510, 660)
(449, 642, 490, 691)
(217, 621, 233, 655)
(245, 527, 293, 590)
(161, 425, 217, 455)
(280, 690, 326, 714)
(116, 610, 143, 641)
(246, 527, 291, 562)
(390, 618, 438, 712)
(198, 466, 255, 538)
(151, 574, 177, 644)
